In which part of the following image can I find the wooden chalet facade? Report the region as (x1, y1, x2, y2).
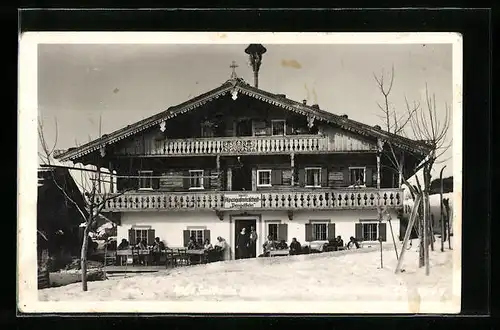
(55, 51, 431, 259)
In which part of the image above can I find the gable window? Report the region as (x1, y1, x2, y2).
(138, 170, 153, 190)
(350, 167, 366, 186)
(312, 222, 328, 241)
(253, 120, 268, 136)
(271, 120, 286, 136)
(257, 169, 272, 187)
(305, 167, 321, 187)
(189, 170, 204, 189)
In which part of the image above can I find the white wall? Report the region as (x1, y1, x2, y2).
(118, 208, 400, 259)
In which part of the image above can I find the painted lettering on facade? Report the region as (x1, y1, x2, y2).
(223, 193, 262, 209)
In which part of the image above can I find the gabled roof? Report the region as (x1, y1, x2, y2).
(54, 78, 433, 162)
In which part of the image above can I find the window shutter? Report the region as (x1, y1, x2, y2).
(183, 230, 190, 247)
(305, 224, 313, 242)
(147, 229, 155, 246)
(278, 224, 288, 242)
(183, 171, 190, 189)
(203, 229, 211, 244)
(343, 167, 350, 186)
(379, 223, 387, 242)
(298, 168, 305, 187)
(355, 223, 363, 241)
(203, 170, 209, 189)
(272, 169, 283, 185)
(365, 167, 373, 187)
(327, 223, 336, 240)
(321, 168, 328, 187)
(128, 229, 136, 245)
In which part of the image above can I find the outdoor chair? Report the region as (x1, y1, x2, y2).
(175, 248, 190, 266)
(165, 249, 177, 268)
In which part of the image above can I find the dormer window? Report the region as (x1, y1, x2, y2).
(271, 120, 286, 136)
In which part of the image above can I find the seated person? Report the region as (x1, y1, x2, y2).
(187, 236, 198, 250)
(347, 236, 360, 249)
(289, 237, 302, 255)
(262, 235, 276, 257)
(117, 238, 129, 250)
(203, 238, 213, 251)
(335, 236, 344, 249)
(152, 237, 165, 265)
(276, 240, 288, 250)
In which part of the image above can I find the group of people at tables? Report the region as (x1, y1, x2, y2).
(260, 235, 361, 257)
(115, 235, 230, 265)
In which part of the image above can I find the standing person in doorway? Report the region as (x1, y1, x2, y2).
(236, 227, 249, 259)
(249, 226, 258, 258)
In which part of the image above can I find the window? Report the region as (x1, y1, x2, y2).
(271, 120, 286, 136)
(305, 168, 321, 187)
(312, 223, 327, 241)
(362, 223, 378, 241)
(350, 167, 365, 186)
(138, 170, 153, 190)
(257, 169, 272, 187)
(135, 229, 149, 245)
(189, 170, 204, 189)
(267, 223, 279, 241)
(253, 120, 268, 136)
(190, 229, 205, 246)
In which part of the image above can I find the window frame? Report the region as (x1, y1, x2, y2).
(265, 221, 281, 241)
(134, 229, 149, 245)
(349, 166, 366, 186)
(305, 167, 322, 188)
(189, 169, 205, 190)
(257, 169, 272, 187)
(271, 119, 286, 136)
(359, 220, 379, 242)
(138, 170, 153, 190)
(187, 226, 207, 246)
(309, 220, 330, 241)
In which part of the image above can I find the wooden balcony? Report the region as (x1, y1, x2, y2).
(120, 135, 332, 157)
(97, 188, 403, 212)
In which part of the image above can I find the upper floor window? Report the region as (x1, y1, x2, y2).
(305, 167, 321, 187)
(189, 170, 204, 189)
(257, 169, 272, 187)
(350, 167, 365, 186)
(138, 170, 153, 190)
(271, 120, 286, 136)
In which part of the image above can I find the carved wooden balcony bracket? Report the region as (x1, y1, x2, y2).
(159, 121, 166, 132)
(230, 79, 239, 100)
(99, 145, 106, 158)
(287, 210, 294, 221)
(215, 209, 224, 221)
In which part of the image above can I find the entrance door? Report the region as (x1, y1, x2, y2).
(236, 119, 253, 136)
(234, 219, 257, 260)
(232, 164, 252, 191)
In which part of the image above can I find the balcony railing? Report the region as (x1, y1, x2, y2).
(120, 135, 331, 156)
(97, 188, 403, 212)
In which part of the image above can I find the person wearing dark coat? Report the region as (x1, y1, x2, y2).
(289, 237, 302, 255)
(347, 236, 360, 249)
(236, 227, 250, 259)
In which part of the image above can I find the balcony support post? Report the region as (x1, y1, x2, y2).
(376, 138, 383, 190)
(216, 155, 221, 190)
(290, 153, 295, 186)
(398, 153, 404, 188)
(227, 167, 232, 191)
(108, 161, 114, 193)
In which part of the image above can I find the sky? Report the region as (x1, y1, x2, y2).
(37, 42, 453, 177)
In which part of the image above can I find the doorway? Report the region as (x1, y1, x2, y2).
(234, 219, 257, 260)
(232, 164, 252, 191)
(236, 119, 253, 136)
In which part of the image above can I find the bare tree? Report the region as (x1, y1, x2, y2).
(374, 67, 451, 274)
(38, 117, 131, 291)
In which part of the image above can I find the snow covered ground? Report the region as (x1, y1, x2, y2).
(38, 241, 458, 313)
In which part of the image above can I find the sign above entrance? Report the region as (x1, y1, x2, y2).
(224, 193, 262, 209)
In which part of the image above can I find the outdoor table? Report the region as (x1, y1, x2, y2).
(187, 249, 207, 264)
(116, 249, 134, 265)
(269, 249, 289, 257)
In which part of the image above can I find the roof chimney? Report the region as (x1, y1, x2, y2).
(311, 104, 320, 110)
(276, 94, 286, 98)
(245, 44, 267, 88)
(373, 125, 381, 130)
(302, 99, 307, 105)
(341, 114, 348, 119)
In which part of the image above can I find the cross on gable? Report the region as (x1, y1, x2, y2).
(230, 61, 239, 79)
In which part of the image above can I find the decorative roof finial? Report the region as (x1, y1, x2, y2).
(230, 61, 239, 79)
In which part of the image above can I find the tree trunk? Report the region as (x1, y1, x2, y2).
(80, 223, 90, 291)
(418, 199, 425, 268)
